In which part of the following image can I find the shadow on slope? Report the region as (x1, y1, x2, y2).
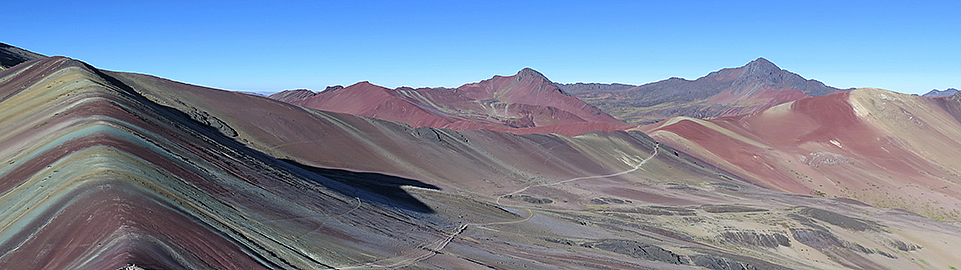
(281, 159, 438, 213)
(0, 42, 46, 69)
(92, 67, 441, 214)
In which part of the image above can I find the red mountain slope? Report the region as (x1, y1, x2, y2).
(269, 68, 630, 136)
(644, 89, 961, 222)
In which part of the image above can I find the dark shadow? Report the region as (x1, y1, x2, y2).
(0, 43, 44, 69)
(90, 67, 439, 214)
(280, 159, 438, 213)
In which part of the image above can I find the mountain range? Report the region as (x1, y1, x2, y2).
(923, 88, 960, 97)
(564, 58, 851, 124)
(274, 58, 855, 131)
(269, 68, 630, 136)
(1, 43, 960, 269)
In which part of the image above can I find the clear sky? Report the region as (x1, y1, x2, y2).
(4, 0, 958, 94)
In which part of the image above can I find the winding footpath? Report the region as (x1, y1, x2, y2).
(340, 144, 659, 269)
(296, 197, 363, 240)
(361, 208, 535, 269)
(496, 144, 659, 205)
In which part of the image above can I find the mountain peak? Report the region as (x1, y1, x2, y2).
(742, 57, 781, 73)
(736, 58, 792, 83)
(515, 68, 551, 82)
(749, 57, 774, 65)
(324, 85, 345, 92)
(349, 81, 385, 89)
(923, 88, 960, 97)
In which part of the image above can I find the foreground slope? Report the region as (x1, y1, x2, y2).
(647, 89, 961, 223)
(269, 68, 630, 136)
(567, 58, 847, 124)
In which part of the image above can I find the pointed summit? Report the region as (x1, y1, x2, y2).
(345, 81, 391, 91)
(515, 67, 552, 82)
(741, 57, 781, 75)
(734, 57, 807, 89)
(747, 57, 776, 66)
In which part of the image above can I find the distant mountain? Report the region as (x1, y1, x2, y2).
(923, 88, 960, 97)
(567, 58, 849, 124)
(269, 68, 630, 136)
(0, 42, 46, 70)
(269, 86, 345, 102)
(557, 82, 637, 93)
(233, 91, 279, 97)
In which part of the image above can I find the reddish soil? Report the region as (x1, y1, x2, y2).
(651, 89, 961, 223)
(0, 181, 268, 269)
(268, 69, 630, 136)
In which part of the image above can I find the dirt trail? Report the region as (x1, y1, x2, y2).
(296, 197, 362, 240)
(361, 208, 535, 269)
(340, 145, 659, 269)
(496, 144, 658, 205)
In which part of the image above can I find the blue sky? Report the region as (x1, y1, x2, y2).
(4, 1, 958, 94)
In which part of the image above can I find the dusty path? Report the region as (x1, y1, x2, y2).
(360, 208, 535, 269)
(296, 197, 362, 240)
(339, 144, 659, 269)
(496, 143, 658, 205)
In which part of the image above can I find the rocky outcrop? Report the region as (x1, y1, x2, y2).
(719, 231, 791, 248)
(578, 239, 792, 270)
(690, 254, 790, 270)
(580, 239, 686, 264)
(502, 194, 553, 204)
(589, 197, 631, 204)
(185, 107, 238, 138)
(700, 204, 768, 213)
(796, 207, 882, 232)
